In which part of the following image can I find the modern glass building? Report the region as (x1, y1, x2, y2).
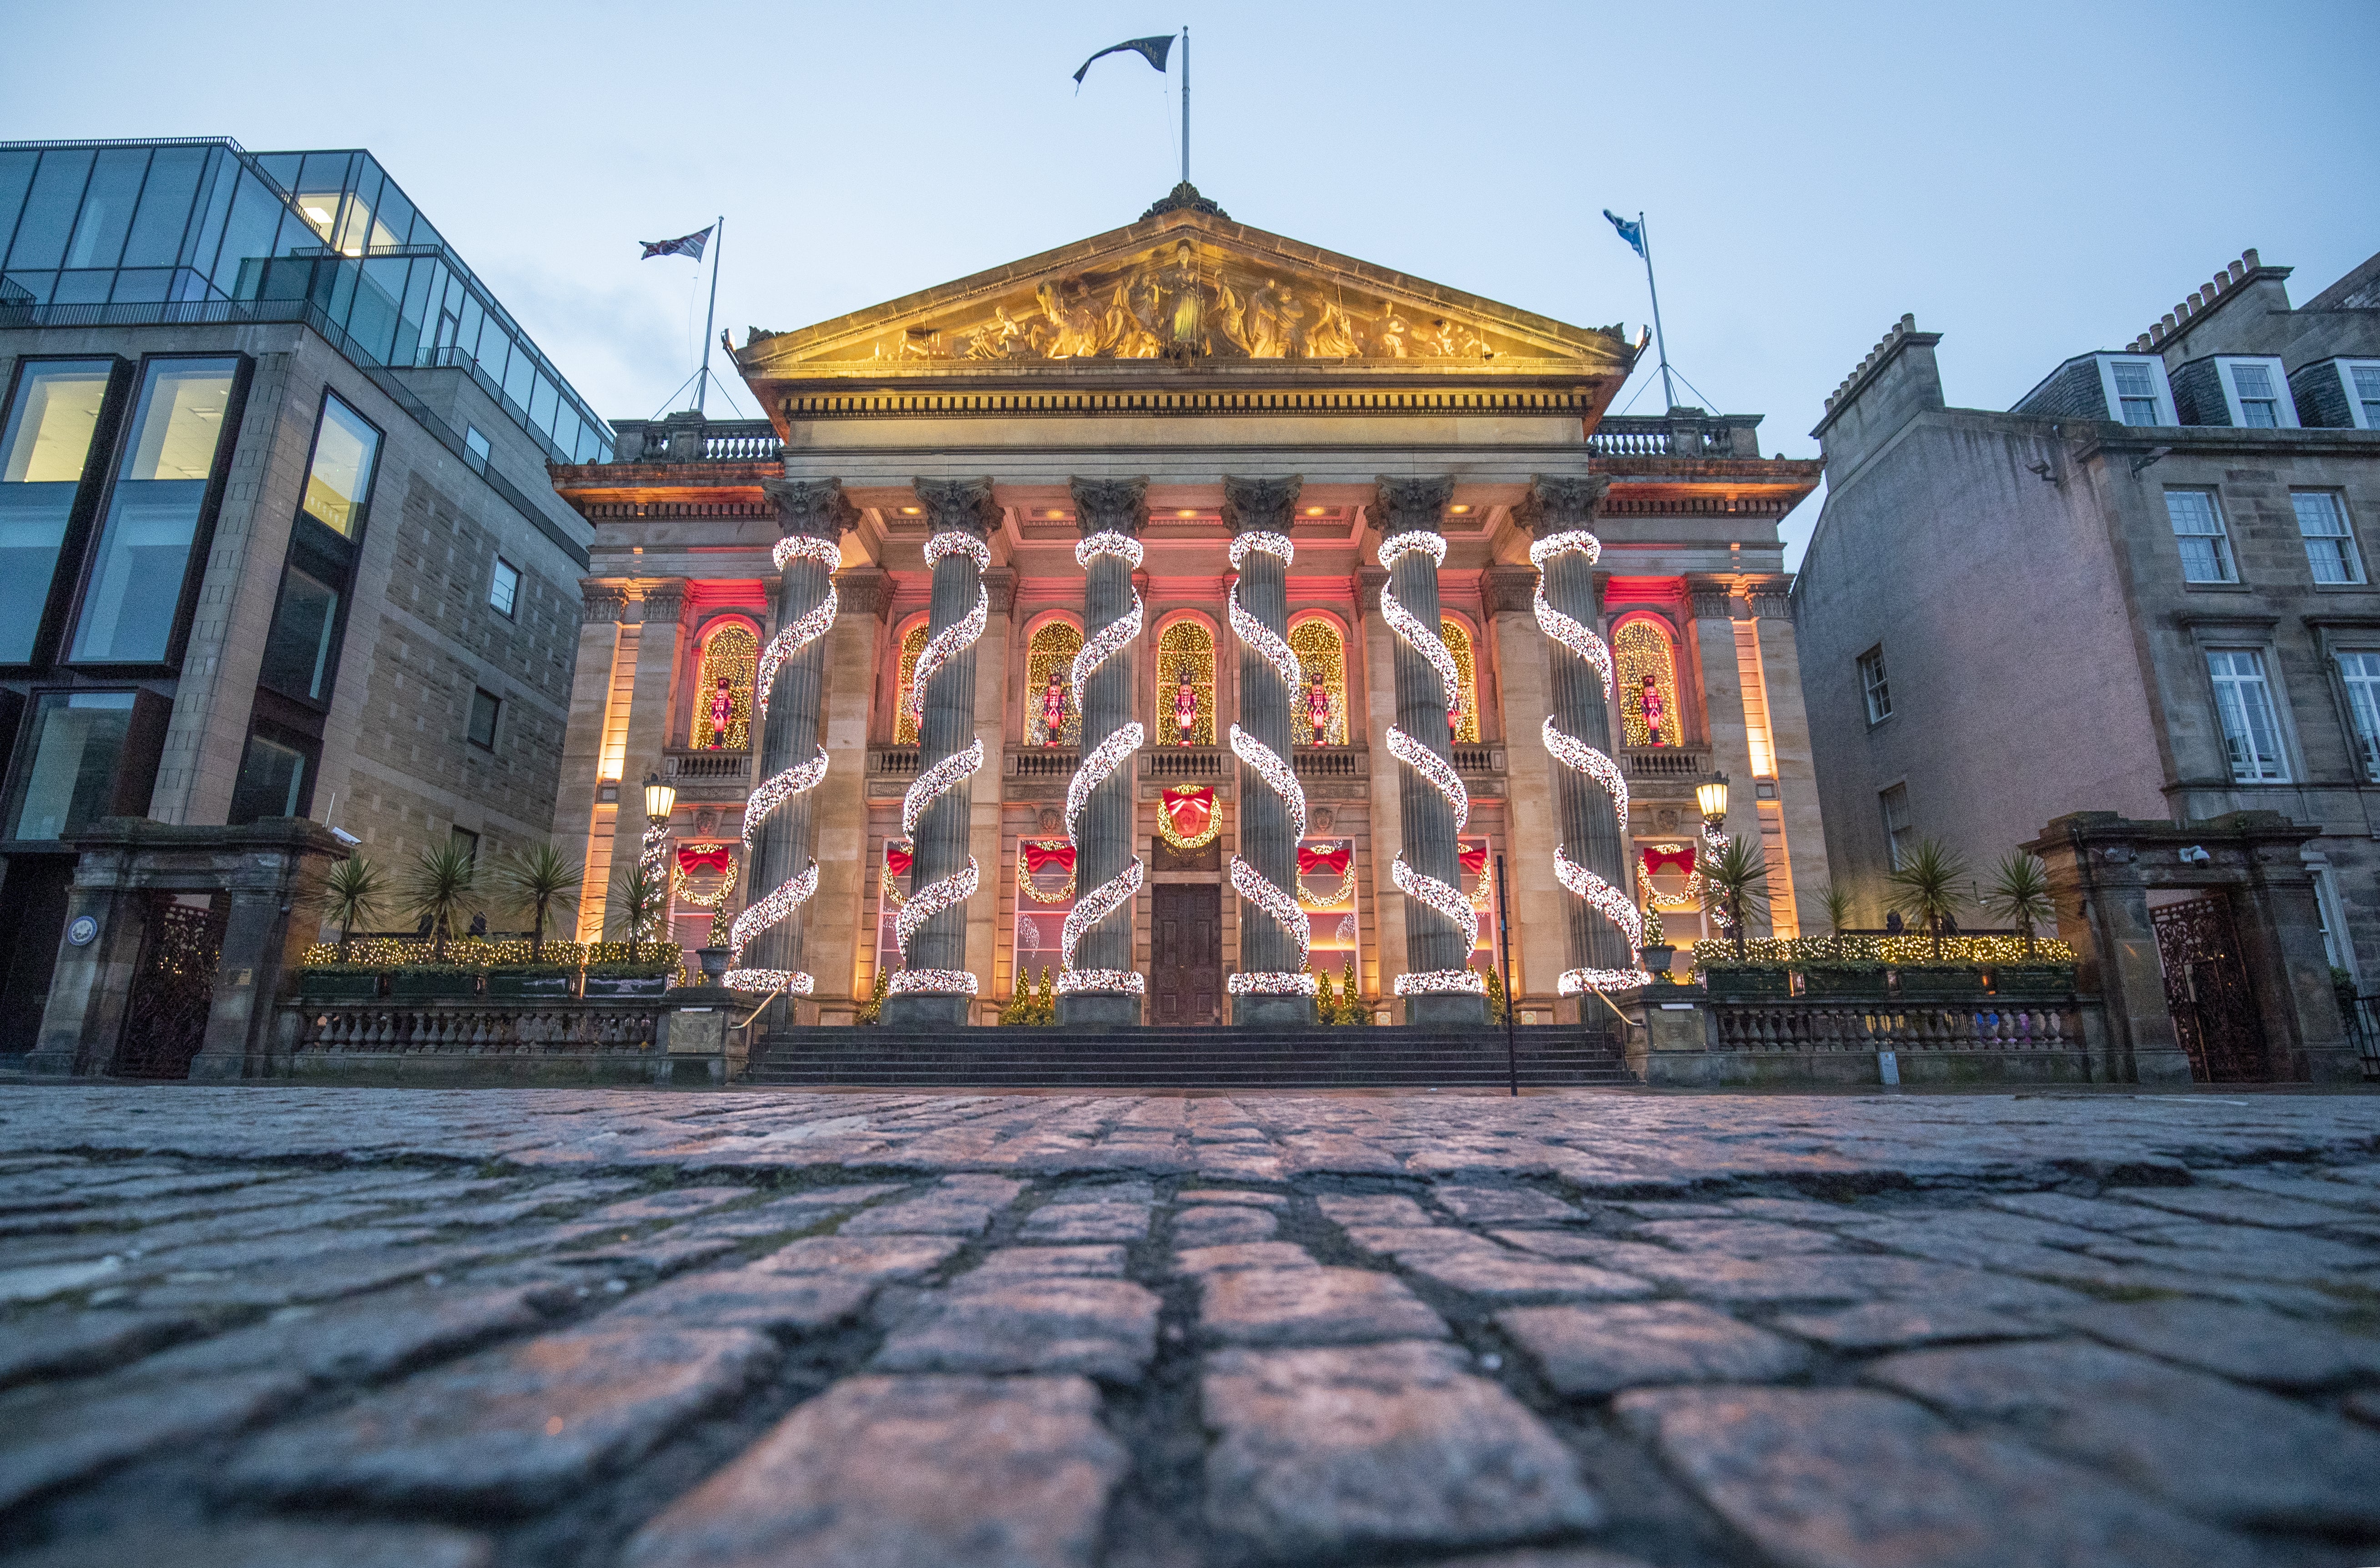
(0, 139, 611, 466)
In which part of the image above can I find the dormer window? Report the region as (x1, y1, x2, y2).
(2352, 363, 2380, 430)
(2215, 357, 2297, 428)
(2111, 361, 2164, 426)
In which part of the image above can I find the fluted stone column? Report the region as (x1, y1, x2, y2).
(881, 476, 998, 1029)
(739, 480, 853, 1011)
(1058, 477, 1149, 1028)
(1518, 476, 1633, 1004)
(1375, 476, 1484, 1028)
(808, 566, 887, 1023)
(1225, 474, 1313, 1028)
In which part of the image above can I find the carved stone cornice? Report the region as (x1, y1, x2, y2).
(912, 475, 1000, 538)
(1069, 476, 1149, 537)
(1743, 575, 1793, 619)
(636, 581, 689, 623)
(1222, 474, 1303, 536)
(983, 568, 1019, 617)
(1482, 565, 1538, 618)
(580, 583, 628, 623)
(1513, 474, 1612, 537)
(1684, 575, 1738, 620)
(1357, 566, 1388, 614)
(1371, 474, 1457, 538)
(763, 477, 859, 541)
(833, 566, 893, 621)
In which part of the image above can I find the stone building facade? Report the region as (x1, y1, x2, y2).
(550, 192, 1824, 1027)
(1795, 247, 2380, 1000)
(0, 138, 600, 1055)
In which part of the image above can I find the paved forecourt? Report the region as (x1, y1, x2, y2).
(0, 1085, 2377, 1567)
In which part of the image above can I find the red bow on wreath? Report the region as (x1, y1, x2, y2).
(884, 845, 914, 876)
(1161, 786, 1215, 837)
(1458, 844, 1489, 876)
(1022, 841, 1077, 874)
(676, 843, 733, 875)
(1643, 844, 1696, 877)
(1297, 843, 1351, 875)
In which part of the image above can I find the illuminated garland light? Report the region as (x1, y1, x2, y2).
(721, 535, 845, 995)
(883, 528, 993, 1000)
(1156, 789, 1223, 851)
(1058, 530, 1147, 997)
(1376, 529, 1482, 996)
(1225, 531, 1312, 996)
(1016, 842, 1079, 905)
(1531, 527, 1651, 995)
(1296, 866, 1357, 911)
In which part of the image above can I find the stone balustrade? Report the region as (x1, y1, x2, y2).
(1709, 999, 2075, 1052)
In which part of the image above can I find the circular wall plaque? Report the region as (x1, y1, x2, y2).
(66, 916, 98, 948)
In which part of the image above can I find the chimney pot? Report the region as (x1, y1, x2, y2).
(2243, 247, 2260, 270)
(2228, 260, 2245, 282)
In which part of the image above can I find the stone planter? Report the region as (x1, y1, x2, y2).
(1639, 944, 1675, 975)
(1992, 967, 2077, 996)
(1897, 969, 1988, 998)
(1800, 968, 1889, 999)
(1702, 969, 1791, 1000)
(696, 946, 731, 984)
(297, 971, 381, 1000)
(585, 973, 670, 999)
(488, 970, 574, 1000)
(388, 970, 479, 1000)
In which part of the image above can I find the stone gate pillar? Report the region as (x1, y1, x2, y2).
(1058, 477, 1150, 1027)
(882, 476, 998, 1029)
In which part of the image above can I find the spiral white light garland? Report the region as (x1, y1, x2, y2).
(1377, 529, 1480, 996)
(1224, 531, 1316, 997)
(1530, 526, 1653, 994)
(724, 533, 842, 995)
(1054, 530, 1147, 997)
(887, 528, 993, 999)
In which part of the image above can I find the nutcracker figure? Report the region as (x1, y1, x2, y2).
(1173, 667, 1198, 745)
(1038, 671, 1067, 745)
(1640, 674, 1666, 746)
(1305, 675, 1332, 745)
(707, 677, 734, 748)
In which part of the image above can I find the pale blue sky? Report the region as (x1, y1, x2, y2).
(6, 0, 2374, 565)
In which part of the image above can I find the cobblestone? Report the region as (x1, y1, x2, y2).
(0, 1084, 2375, 1565)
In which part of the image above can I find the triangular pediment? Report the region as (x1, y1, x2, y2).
(737, 201, 1629, 377)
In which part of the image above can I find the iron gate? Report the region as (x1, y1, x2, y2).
(2152, 895, 2267, 1082)
(113, 895, 227, 1079)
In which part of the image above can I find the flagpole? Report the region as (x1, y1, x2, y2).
(1638, 211, 1677, 413)
(1179, 26, 1190, 186)
(696, 216, 723, 415)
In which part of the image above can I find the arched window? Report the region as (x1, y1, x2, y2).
(1614, 618, 1682, 748)
(1155, 618, 1216, 746)
(690, 622, 757, 750)
(1440, 617, 1481, 743)
(1288, 616, 1349, 745)
(891, 620, 929, 745)
(1024, 619, 1084, 745)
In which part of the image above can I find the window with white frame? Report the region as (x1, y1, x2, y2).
(1879, 783, 1914, 870)
(2338, 652, 2380, 781)
(2352, 364, 2380, 431)
(2219, 358, 2296, 428)
(2207, 649, 2289, 782)
(2294, 493, 2363, 584)
(2166, 490, 2236, 583)
(2111, 360, 2163, 426)
(489, 556, 519, 617)
(1857, 645, 1892, 724)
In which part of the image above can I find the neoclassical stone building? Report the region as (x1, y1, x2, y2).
(548, 191, 1823, 1026)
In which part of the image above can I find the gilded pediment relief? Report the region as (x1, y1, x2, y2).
(746, 223, 1624, 372)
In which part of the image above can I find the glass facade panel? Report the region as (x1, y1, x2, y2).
(0, 361, 113, 661)
(7, 149, 93, 271)
(258, 566, 341, 701)
(0, 149, 38, 252)
(122, 147, 204, 269)
(9, 692, 133, 840)
(301, 393, 379, 536)
(62, 149, 146, 271)
(227, 733, 307, 824)
(71, 358, 238, 663)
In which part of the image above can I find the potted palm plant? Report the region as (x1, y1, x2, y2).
(1984, 851, 2071, 995)
(487, 841, 583, 998)
(1800, 883, 1886, 998)
(1888, 838, 1982, 995)
(393, 839, 481, 998)
(300, 853, 387, 999)
(588, 856, 673, 997)
(1698, 836, 1783, 997)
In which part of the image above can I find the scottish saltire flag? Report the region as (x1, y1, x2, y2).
(640, 226, 712, 261)
(1602, 211, 1645, 258)
(1074, 35, 1174, 86)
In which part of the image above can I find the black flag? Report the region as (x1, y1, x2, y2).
(1073, 35, 1173, 86)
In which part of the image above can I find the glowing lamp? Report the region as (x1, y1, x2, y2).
(643, 773, 678, 823)
(1696, 773, 1730, 825)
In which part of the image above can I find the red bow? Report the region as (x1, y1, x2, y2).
(1458, 844, 1488, 876)
(1643, 844, 1696, 876)
(1162, 786, 1215, 836)
(884, 845, 913, 875)
(1297, 844, 1351, 875)
(676, 843, 733, 875)
(1022, 841, 1077, 874)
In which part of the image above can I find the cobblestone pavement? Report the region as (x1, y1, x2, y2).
(1, 1085, 2378, 1567)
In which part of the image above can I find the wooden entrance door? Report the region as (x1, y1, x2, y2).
(2152, 895, 2268, 1081)
(1151, 884, 1221, 1025)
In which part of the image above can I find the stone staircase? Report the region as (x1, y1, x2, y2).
(741, 1025, 1636, 1090)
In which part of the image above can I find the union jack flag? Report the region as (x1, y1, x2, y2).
(640, 226, 712, 261)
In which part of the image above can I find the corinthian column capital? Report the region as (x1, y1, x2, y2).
(912, 475, 1000, 538)
(1069, 477, 1149, 537)
(1370, 475, 1456, 539)
(1514, 474, 1612, 537)
(636, 580, 688, 623)
(1222, 474, 1302, 536)
(763, 477, 859, 542)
